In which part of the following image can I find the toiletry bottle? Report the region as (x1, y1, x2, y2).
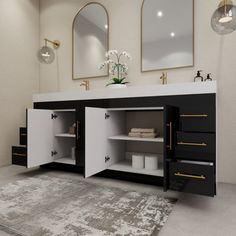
(205, 73, 212, 81)
(194, 70, 204, 82)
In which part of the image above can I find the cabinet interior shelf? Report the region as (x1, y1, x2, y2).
(55, 133, 76, 138)
(54, 157, 75, 165)
(53, 109, 76, 112)
(108, 159, 163, 177)
(108, 134, 164, 143)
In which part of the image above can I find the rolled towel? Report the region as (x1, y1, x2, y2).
(128, 132, 142, 138)
(141, 133, 158, 138)
(131, 128, 156, 133)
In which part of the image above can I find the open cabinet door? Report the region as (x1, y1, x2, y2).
(163, 105, 179, 191)
(27, 109, 54, 168)
(85, 107, 108, 178)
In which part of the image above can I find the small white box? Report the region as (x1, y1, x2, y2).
(145, 155, 158, 170)
(132, 154, 145, 169)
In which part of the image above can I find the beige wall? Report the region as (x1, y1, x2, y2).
(39, 0, 236, 184)
(0, 0, 39, 166)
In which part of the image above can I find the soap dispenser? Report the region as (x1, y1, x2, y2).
(205, 73, 213, 81)
(194, 70, 204, 82)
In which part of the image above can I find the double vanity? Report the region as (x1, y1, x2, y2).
(12, 82, 217, 197)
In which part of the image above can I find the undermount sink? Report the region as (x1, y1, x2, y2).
(33, 81, 217, 103)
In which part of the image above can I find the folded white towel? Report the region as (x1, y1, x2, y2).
(141, 133, 158, 138)
(128, 132, 142, 138)
(131, 128, 156, 133)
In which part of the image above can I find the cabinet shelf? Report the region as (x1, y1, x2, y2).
(55, 133, 76, 138)
(53, 109, 76, 112)
(108, 134, 164, 143)
(108, 159, 163, 177)
(54, 157, 75, 165)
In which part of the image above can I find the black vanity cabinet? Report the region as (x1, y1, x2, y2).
(164, 96, 216, 196)
(12, 93, 216, 197)
(13, 108, 81, 168)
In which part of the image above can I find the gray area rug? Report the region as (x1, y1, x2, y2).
(0, 175, 176, 236)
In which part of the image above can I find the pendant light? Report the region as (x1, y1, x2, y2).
(211, 0, 236, 35)
(38, 39, 60, 64)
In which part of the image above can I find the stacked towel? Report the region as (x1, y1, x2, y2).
(128, 132, 142, 138)
(141, 133, 157, 138)
(128, 128, 159, 139)
(131, 128, 156, 133)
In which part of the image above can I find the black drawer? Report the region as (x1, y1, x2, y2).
(169, 161, 215, 196)
(175, 132, 216, 161)
(180, 107, 215, 132)
(20, 128, 27, 146)
(12, 146, 27, 167)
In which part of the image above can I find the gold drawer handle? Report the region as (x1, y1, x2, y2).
(13, 153, 26, 157)
(180, 114, 208, 118)
(177, 142, 207, 147)
(175, 172, 206, 180)
(21, 133, 27, 136)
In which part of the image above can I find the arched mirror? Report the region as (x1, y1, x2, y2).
(73, 3, 109, 80)
(141, 0, 194, 72)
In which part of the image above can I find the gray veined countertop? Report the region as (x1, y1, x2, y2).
(33, 81, 217, 103)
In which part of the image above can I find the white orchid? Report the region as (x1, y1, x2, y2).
(100, 49, 131, 86)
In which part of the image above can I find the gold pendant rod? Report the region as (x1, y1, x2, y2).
(44, 38, 60, 49)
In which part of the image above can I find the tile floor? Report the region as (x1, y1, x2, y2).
(0, 165, 236, 236)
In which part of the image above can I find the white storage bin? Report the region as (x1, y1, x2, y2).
(132, 154, 145, 169)
(145, 155, 158, 170)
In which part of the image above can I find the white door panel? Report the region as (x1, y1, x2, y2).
(85, 107, 107, 178)
(27, 109, 54, 168)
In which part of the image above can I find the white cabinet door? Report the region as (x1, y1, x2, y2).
(85, 107, 108, 178)
(27, 109, 54, 168)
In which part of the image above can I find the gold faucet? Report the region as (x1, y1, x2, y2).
(160, 72, 168, 85)
(80, 80, 90, 91)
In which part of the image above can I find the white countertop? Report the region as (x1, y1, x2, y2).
(33, 81, 217, 103)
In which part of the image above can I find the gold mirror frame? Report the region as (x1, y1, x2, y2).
(141, 0, 195, 72)
(72, 2, 109, 80)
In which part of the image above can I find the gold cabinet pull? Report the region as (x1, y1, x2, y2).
(175, 172, 206, 180)
(177, 141, 207, 147)
(166, 122, 173, 150)
(76, 121, 80, 140)
(180, 114, 208, 118)
(13, 153, 27, 157)
(20, 133, 27, 136)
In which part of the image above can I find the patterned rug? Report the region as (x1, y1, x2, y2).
(0, 175, 176, 236)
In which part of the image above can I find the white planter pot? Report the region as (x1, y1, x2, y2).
(107, 84, 127, 89)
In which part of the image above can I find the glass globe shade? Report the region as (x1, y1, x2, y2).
(38, 46, 55, 64)
(211, 3, 236, 35)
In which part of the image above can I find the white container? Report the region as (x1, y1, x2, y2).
(132, 154, 145, 169)
(145, 155, 158, 170)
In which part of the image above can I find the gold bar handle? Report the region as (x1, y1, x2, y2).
(76, 121, 80, 140)
(177, 141, 207, 147)
(166, 122, 173, 150)
(175, 172, 206, 180)
(20, 133, 27, 136)
(180, 114, 208, 118)
(13, 153, 27, 157)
